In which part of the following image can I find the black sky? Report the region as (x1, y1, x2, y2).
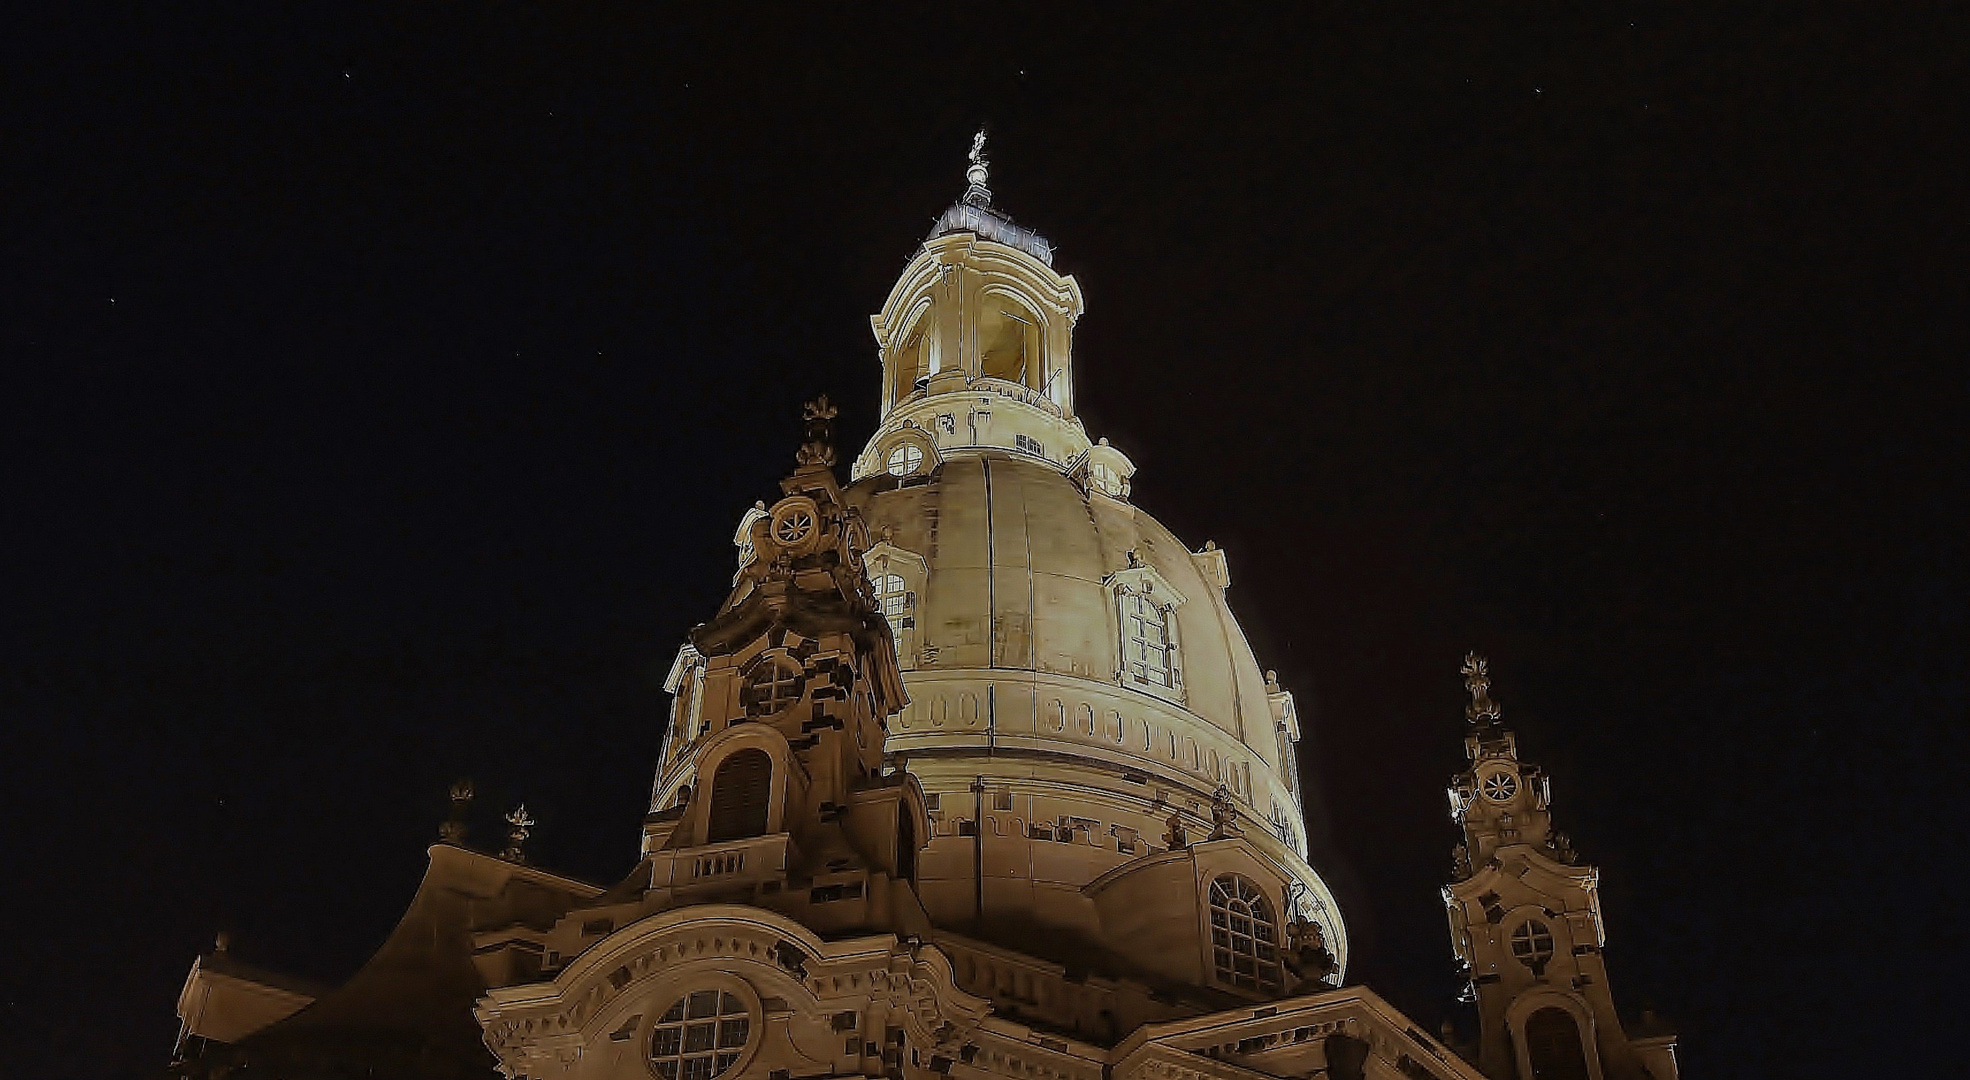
(4, 6, 1964, 1078)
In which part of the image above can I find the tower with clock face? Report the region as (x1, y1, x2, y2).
(1442, 655, 1678, 1080)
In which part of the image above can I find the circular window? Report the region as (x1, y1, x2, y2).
(770, 503, 816, 546)
(649, 989, 751, 1080)
(1510, 919, 1556, 970)
(885, 443, 925, 477)
(742, 657, 805, 718)
(1480, 769, 1519, 803)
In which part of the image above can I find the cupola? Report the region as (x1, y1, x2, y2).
(854, 134, 1090, 481)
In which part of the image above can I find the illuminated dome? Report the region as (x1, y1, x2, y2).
(827, 143, 1346, 983)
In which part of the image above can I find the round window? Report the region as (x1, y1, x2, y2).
(742, 657, 805, 718)
(648, 989, 751, 1080)
(1509, 919, 1556, 970)
(886, 442, 925, 477)
(1479, 768, 1519, 803)
(770, 502, 817, 546)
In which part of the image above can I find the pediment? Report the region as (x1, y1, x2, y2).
(1101, 562, 1189, 609)
(478, 904, 992, 1079)
(1446, 845, 1599, 907)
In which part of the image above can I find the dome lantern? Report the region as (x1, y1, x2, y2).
(858, 137, 1089, 480)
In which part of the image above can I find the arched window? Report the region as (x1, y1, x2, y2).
(890, 323, 929, 409)
(873, 573, 908, 628)
(1208, 875, 1283, 992)
(1124, 592, 1175, 688)
(706, 749, 772, 843)
(1524, 1007, 1591, 1080)
(978, 295, 1042, 389)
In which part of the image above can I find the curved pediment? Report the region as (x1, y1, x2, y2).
(477, 904, 991, 1079)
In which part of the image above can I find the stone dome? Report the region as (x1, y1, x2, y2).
(822, 188, 1345, 976)
(846, 455, 1297, 820)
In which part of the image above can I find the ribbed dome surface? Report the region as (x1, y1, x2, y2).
(846, 451, 1284, 792)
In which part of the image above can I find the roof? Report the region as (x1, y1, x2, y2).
(176, 844, 603, 1079)
(929, 201, 1054, 265)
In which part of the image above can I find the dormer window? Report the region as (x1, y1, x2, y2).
(873, 573, 909, 629)
(873, 429, 936, 481)
(864, 541, 928, 669)
(886, 443, 924, 476)
(1123, 593, 1174, 688)
(1076, 439, 1136, 500)
(1104, 561, 1188, 704)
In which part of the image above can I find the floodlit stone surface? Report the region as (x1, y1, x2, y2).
(169, 149, 1675, 1080)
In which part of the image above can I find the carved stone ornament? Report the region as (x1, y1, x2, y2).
(796, 394, 838, 468)
(1461, 652, 1501, 724)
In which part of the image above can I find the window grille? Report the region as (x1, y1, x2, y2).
(872, 573, 909, 629)
(742, 657, 804, 718)
(1124, 593, 1176, 688)
(885, 444, 925, 477)
(649, 990, 750, 1080)
(1015, 433, 1045, 457)
(1209, 875, 1284, 992)
(1510, 919, 1556, 973)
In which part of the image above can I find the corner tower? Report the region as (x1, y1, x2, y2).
(658, 135, 1347, 1003)
(1443, 655, 1679, 1080)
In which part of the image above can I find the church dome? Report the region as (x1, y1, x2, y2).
(818, 138, 1345, 980)
(845, 455, 1296, 821)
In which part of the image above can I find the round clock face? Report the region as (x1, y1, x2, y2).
(1479, 768, 1520, 803)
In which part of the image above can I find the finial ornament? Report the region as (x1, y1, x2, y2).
(1281, 882, 1338, 990)
(1462, 651, 1502, 724)
(962, 129, 992, 208)
(503, 804, 535, 864)
(1208, 784, 1243, 840)
(796, 395, 839, 468)
(439, 778, 474, 845)
(1162, 808, 1189, 850)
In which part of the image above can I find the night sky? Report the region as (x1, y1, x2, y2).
(6, 8, 1963, 1078)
